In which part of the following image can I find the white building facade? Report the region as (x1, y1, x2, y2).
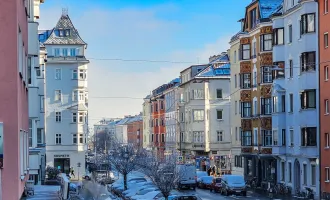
(43, 11, 89, 178)
(142, 96, 152, 150)
(28, 0, 46, 185)
(179, 53, 232, 174)
(271, 0, 319, 197)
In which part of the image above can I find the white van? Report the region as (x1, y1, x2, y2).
(176, 164, 197, 190)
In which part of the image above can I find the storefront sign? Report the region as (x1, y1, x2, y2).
(54, 154, 70, 158)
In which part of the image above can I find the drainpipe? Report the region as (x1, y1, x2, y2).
(318, 1, 321, 198)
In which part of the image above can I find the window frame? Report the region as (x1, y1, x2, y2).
(301, 13, 316, 34)
(216, 110, 223, 120)
(55, 90, 62, 101)
(262, 130, 273, 146)
(216, 89, 223, 99)
(72, 134, 77, 144)
(326, 99, 329, 114)
(72, 69, 78, 79)
(300, 89, 316, 109)
(262, 66, 272, 83)
(288, 24, 293, 43)
(72, 113, 77, 123)
(273, 62, 285, 80)
(241, 101, 252, 118)
(301, 51, 316, 72)
(240, 73, 251, 89)
(55, 68, 61, 80)
(55, 111, 61, 122)
(261, 98, 272, 115)
(241, 44, 251, 60)
(325, 133, 329, 148)
(301, 127, 317, 146)
(260, 34, 272, 51)
(325, 66, 329, 81)
(325, 32, 329, 48)
(289, 59, 293, 78)
(273, 28, 284, 45)
(289, 93, 293, 112)
(241, 131, 252, 146)
(326, 0, 329, 14)
(217, 131, 223, 142)
(55, 133, 62, 145)
(193, 109, 204, 121)
(326, 167, 330, 182)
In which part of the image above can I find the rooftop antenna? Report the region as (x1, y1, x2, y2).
(62, 8, 68, 16)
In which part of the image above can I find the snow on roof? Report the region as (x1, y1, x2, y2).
(259, 0, 283, 19)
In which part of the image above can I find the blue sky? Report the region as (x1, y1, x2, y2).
(39, 0, 248, 124)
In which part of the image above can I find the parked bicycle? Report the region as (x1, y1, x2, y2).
(245, 177, 258, 189)
(305, 187, 314, 199)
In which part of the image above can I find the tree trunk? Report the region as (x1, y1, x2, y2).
(165, 196, 168, 200)
(124, 173, 127, 190)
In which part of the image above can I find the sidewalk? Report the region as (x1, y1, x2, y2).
(24, 185, 60, 200)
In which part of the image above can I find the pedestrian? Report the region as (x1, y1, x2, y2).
(70, 167, 75, 178)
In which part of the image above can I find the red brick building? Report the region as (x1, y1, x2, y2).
(126, 115, 143, 148)
(319, 0, 330, 196)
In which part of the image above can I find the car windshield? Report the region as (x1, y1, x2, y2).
(215, 178, 222, 183)
(136, 189, 153, 195)
(227, 176, 245, 184)
(197, 171, 208, 178)
(202, 176, 213, 183)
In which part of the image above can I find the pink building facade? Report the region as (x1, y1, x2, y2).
(0, 0, 29, 199)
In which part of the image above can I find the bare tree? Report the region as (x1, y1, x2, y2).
(140, 154, 181, 200)
(108, 142, 141, 190)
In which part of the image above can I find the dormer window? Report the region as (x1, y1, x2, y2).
(59, 30, 64, 37)
(250, 8, 257, 29)
(65, 29, 70, 36)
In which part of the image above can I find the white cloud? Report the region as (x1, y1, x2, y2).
(38, 4, 233, 125)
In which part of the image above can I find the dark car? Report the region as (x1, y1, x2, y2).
(209, 177, 222, 193)
(221, 175, 247, 196)
(197, 176, 213, 189)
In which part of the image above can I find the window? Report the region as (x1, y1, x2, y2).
(261, 98, 271, 115)
(160, 101, 164, 109)
(326, 0, 329, 13)
(55, 112, 61, 122)
(288, 25, 292, 43)
(193, 89, 204, 99)
(281, 95, 286, 112)
(262, 66, 272, 83)
(37, 128, 43, 144)
(72, 113, 77, 123)
(72, 70, 78, 79)
(325, 66, 329, 80)
(273, 62, 285, 79)
(235, 101, 237, 114)
(161, 133, 165, 143)
(79, 134, 84, 143)
(240, 73, 251, 89)
(326, 167, 330, 182)
(79, 69, 87, 80)
(79, 91, 85, 101)
(242, 131, 252, 146)
(59, 30, 64, 37)
(234, 50, 237, 62)
(72, 90, 78, 101)
(260, 34, 272, 51)
(273, 130, 278, 145)
(253, 129, 258, 145)
(193, 110, 204, 121)
(282, 129, 286, 146)
(263, 130, 272, 146)
(289, 60, 293, 78)
(325, 33, 329, 48)
(216, 110, 223, 120)
(326, 133, 330, 148)
(253, 99, 257, 115)
(301, 13, 316, 34)
(36, 67, 41, 77)
(235, 156, 242, 168)
(40, 96, 44, 112)
(300, 89, 316, 109)
(288, 162, 292, 182)
(242, 44, 250, 60)
(239, 100, 241, 114)
(289, 94, 293, 112)
(290, 129, 294, 146)
(54, 48, 60, 56)
(311, 165, 316, 186)
(73, 134, 77, 144)
(281, 162, 285, 181)
(250, 8, 257, 29)
(273, 96, 278, 113)
(273, 28, 284, 45)
(301, 127, 317, 146)
(301, 52, 316, 71)
(216, 131, 223, 142)
(193, 131, 204, 143)
(55, 90, 61, 101)
(78, 112, 85, 123)
(235, 127, 238, 141)
(55, 69, 61, 80)
(326, 99, 329, 114)
(65, 29, 70, 36)
(27, 57, 31, 84)
(28, 119, 32, 147)
(62, 48, 68, 56)
(252, 41, 256, 57)
(235, 74, 237, 88)
(303, 164, 307, 185)
(241, 102, 251, 118)
(55, 134, 62, 144)
(216, 89, 223, 99)
(70, 48, 76, 56)
(253, 71, 257, 86)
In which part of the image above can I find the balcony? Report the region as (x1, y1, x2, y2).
(78, 80, 88, 88)
(47, 56, 89, 64)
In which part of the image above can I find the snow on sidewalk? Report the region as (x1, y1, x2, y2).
(26, 185, 60, 200)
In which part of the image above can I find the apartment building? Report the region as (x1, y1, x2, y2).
(164, 78, 181, 157)
(238, 0, 282, 189)
(320, 0, 330, 197)
(142, 96, 152, 150)
(179, 53, 231, 173)
(0, 0, 30, 199)
(126, 115, 143, 148)
(271, 0, 319, 197)
(28, 0, 46, 185)
(229, 29, 245, 175)
(43, 11, 89, 178)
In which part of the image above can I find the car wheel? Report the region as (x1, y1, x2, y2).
(242, 191, 247, 196)
(224, 189, 229, 196)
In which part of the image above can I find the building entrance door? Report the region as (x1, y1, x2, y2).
(54, 158, 70, 174)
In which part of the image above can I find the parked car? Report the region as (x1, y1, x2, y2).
(196, 171, 208, 186)
(124, 187, 158, 200)
(176, 164, 197, 190)
(209, 177, 222, 193)
(220, 175, 246, 196)
(161, 195, 202, 200)
(197, 176, 213, 189)
(130, 190, 163, 200)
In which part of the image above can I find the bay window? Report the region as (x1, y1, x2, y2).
(301, 127, 317, 146)
(262, 66, 272, 83)
(262, 130, 272, 146)
(301, 51, 316, 71)
(273, 62, 285, 79)
(260, 34, 272, 51)
(301, 13, 315, 34)
(242, 44, 251, 60)
(241, 102, 252, 118)
(273, 28, 284, 45)
(241, 131, 252, 146)
(240, 73, 251, 89)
